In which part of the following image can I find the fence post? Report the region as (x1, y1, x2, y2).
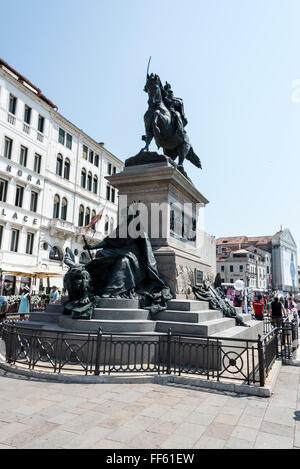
(167, 328, 172, 375)
(275, 327, 279, 358)
(94, 326, 102, 376)
(257, 334, 265, 387)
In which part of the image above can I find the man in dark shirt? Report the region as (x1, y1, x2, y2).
(271, 296, 283, 328)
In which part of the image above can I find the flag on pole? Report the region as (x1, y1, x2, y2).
(83, 204, 106, 235)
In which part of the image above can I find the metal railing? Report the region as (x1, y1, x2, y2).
(1, 320, 295, 387)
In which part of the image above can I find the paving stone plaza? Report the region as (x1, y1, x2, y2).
(0, 363, 299, 450)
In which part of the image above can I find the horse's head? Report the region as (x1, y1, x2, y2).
(144, 73, 163, 106)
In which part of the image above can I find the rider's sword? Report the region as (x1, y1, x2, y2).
(146, 56, 151, 78)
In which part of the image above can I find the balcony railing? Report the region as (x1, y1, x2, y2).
(23, 123, 30, 134)
(7, 113, 16, 125)
(51, 219, 75, 234)
(37, 132, 44, 143)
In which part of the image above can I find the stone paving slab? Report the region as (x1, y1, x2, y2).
(0, 363, 300, 449)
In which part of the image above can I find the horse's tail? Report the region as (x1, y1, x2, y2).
(186, 147, 202, 169)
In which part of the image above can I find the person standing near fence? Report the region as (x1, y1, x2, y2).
(253, 294, 264, 321)
(49, 286, 59, 304)
(18, 287, 31, 321)
(0, 295, 7, 321)
(271, 296, 284, 328)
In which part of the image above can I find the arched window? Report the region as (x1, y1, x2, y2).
(81, 168, 86, 188)
(49, 246, 63, 261)
(91, 210, 96, 231)
(64, 158, 70, 180)
(110, 217, 114, 234)
(85, 207, 90, 226)
(61, 197, 68, 220)
(79, 252, 88, 264)
(53, 194, 60, 218)
(104, 215, 109, 235)
(56, 154, 63, 176)
(93, 175, 98, 194)
(78, 204, 84, 226)
(87, 172, 92, 191)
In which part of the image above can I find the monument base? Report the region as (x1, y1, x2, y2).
(106, 152, 213, 298)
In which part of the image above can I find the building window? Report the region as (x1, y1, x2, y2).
(56, 154, 63, 176)
(82, 145, 88, 160)
(240, 265, 243, 272)
(104, 215, 109, 235)
(66, 133, 72, 150)
(106, 185, 111, 201)
(78, 205, 84, 226)
(0, 225, 3, 249)
(87, 172, 92, 191)
(108, 163, 112, 175)
(94, 154, 99, 167)
(4, 137, 13, 159)
(0, 179, 8, 202)
(111, 188, 115, 204)
(81, 168, 86, 188)
(91, 210, 96, 231)
(85, 207, 90, 226)
(34, 153, 42, 173)
(24, 105, 32, 125)
(15, 185, 24, 207)
(30, 191, 38, 212)
(49, 246, 63, 261)
(53, 194, 60, 218)
(113, 166, 116, 174)
(61, 198, 68, 220)
(267, 266, 270, 274)
(221, 265, 224, 272)
(10, 229, 19, 252)
(230, 265, 233, 272)
(79, 252, 88, 264)
(89, 150, 94, 164)
(26, 233, 34, 255)
(38, 115, 45, 133)
(58, 128, 65, 145)
(19, 145, 28, 167)
(64, 158, 70, 180)
(230, 278, 234, 284)
(9, 94, 17, 115)
(93, 176, 98, 194)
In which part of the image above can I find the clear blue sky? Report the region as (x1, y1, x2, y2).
(1, 0, 299, 254)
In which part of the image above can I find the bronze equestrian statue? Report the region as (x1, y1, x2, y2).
(141, 73, 202, 173)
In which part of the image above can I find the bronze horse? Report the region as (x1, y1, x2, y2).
(141, 73, 202, 171)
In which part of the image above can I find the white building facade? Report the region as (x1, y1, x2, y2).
(0, 59, 123, 294)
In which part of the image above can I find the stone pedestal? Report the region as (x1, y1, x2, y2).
(106, 152, 212, 298)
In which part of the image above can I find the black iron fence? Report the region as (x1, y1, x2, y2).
(1, 320, 297, 387)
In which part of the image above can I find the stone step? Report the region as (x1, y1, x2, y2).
(58, 316, 156, 333)
(167, 300, 210, 311)
(45, 304, 65, 314)
(154, 309, 223, 323)
(93, 309, 150, 320)
(155, 318, 236, 336)
(211, 320, 264, 341)
(94, 298, 140, 309)
(29, 312, 60, 323)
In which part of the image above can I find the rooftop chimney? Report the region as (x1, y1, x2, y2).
(99, 142, 105, 147)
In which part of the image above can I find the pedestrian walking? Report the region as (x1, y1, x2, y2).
(18, 287, 31, 320)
